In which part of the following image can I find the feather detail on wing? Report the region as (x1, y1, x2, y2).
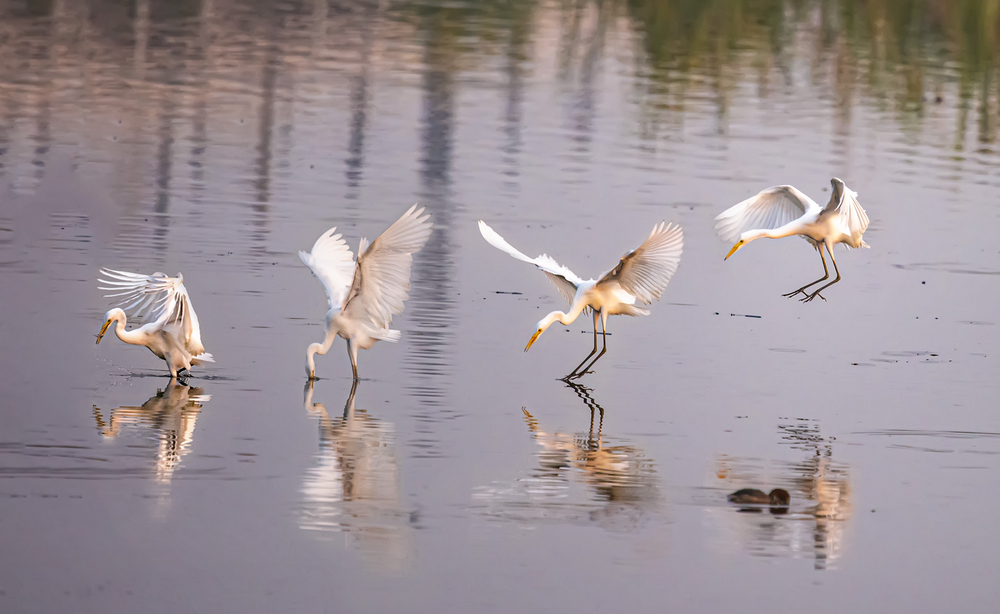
(98, 268, 208, 356)
(477, 220, 583, 304)
(299, 227, 356, 310)
(342, 204, 433, 329)
(824, 178, 870, 248)
(599, 222, 683, 304)
(714, 185, 819, 243)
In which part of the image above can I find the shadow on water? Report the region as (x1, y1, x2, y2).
(299, 380, 416, 574)
(93, 379, 210, 484)
(473, 381, 661, 531)
(709, 419, 852, 570)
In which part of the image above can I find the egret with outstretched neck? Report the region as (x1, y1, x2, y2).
(478, 219, 683, 379)
(96, 269, 214, 378)
(716, 177, 870, 302)
(302, 205, 432, 380)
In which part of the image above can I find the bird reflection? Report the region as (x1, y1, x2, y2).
(299, 381, 414, 572)
(711, 421, 852, 570)
(92, 380, 208, 483)
(474, 382, 660, 530)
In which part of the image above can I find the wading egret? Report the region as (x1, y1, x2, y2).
(301, 204, 432, 380)
(478, 219, 683, 379)
(96, 269, 215, 378)
(716, 177, 870, 302)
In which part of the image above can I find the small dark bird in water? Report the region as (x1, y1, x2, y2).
(728, 488, 790, 506)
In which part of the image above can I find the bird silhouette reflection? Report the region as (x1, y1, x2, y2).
(299, 381, 414, 572)
(92, 379, 209, 483)
(474, 381, 660, 530)
(712, 421, 852, 570)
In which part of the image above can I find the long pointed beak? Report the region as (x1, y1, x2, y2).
(724, 240, 744, 261)
(96, 320, 112, 344)
(525, 330, 542, 352)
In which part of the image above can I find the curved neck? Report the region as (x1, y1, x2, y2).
(306, 327, 337, 373)
(743, 225, 799, 243)
(113, 315, 145, 346)
(543, 299, 589, 330)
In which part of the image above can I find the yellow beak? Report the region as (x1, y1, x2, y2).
(96, 319, 112, 344)
(724, 240, 744, 261)
(525, 330, 542, 352)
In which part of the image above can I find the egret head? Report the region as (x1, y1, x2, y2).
(524, 312, 563, 352)
(724, 239, 745, 260)
(305, 343, 322, 379)
(97, 308, 126, 344)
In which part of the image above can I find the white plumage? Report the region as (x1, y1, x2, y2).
(478, 219, 683, 379)
(716, 177, 870, 302)
(302, 204, 433, 380)
(96, 268, 214, 378)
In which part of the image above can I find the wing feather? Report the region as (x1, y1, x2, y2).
(477, 220, 582, 304)
(824, 178, 870, 247)
(714, 185, 819, 243)
(599, 222, 683, 304)
(342, 204, 433, 329)
(97, 268, 208, 357)
(299, 227, 356, 310)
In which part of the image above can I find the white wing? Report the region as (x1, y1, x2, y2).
(824, 178, 870, 246)
(342, 204, 433, 329)
(299, 227, 356, 310)
(599, 222, 683, 304)
(714, 185, 820, 243)
(477, 220, 583, 304)
(98, 268, 210, 358)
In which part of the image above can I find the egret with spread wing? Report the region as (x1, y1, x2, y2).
(96, 269, 214, 378)
(716, 177, 870, 302)
(478, 219, 683, 379)
(301, 205, 432, 380)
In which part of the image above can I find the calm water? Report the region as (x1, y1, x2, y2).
(1, 0, 999, 611)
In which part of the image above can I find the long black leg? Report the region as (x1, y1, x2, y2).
(803, 247, 841, 302)
(564, 310, 600, 380)
(783, 244, 829, 298)
(573, 314, 608, 378)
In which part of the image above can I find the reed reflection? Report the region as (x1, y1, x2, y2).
(299, 381, 415, 573)
(474, 382, 661, 530)
(92, 379, 209, 483)
(710, 420, 852, 570)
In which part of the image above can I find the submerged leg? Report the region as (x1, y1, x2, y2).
(574, 313, 609, 378)
(347, 338, 359, 381)
(803, 246, 841, 302)
(783, 245, 829, 298)
(564, 310, 600, 380)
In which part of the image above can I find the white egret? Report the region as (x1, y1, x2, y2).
(716, 177, 870, 302)
(301, 204, 432, 380)
(478, 219, 683, 379)
(96, 269, 214, 378)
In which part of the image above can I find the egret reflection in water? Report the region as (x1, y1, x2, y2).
(710, 421, 852, 570)
(473, 382, 661, 530)
(92, 380, 209, 483)
(299, 381, 415, 573)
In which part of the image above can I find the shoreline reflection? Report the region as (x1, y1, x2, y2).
(710, 420, 852, 570)
(299, 381, 415, 573)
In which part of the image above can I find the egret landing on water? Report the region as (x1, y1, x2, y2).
(715, 177, 870, 302)
(301, 204, 432, 381)
(478, 219, 683, 379)
(96, 269, 215, 378)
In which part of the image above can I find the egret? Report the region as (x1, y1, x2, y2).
(478, 219, 683, 379)
(716, 177, 870, 302)
(301, 204, 432, 380)
(96, 269, 214, 378)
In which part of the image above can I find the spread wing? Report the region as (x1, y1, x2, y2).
(714, 185, 819, 243)
(299, 227, 356, 310)
(599, 222, 683, 304)
(478, 220, 583, 304)
(98, 268, 210, 358)
(824, 177, 870, 247)
(342, 204, 433, 329)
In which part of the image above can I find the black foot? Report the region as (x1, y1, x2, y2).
(800, 291, 827, 303)
(782, 288, 809, 299)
